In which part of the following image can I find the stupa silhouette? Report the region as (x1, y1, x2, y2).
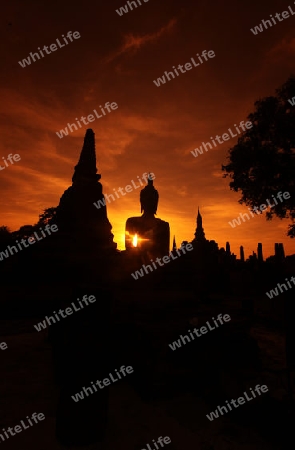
(55, 128, 117, 255)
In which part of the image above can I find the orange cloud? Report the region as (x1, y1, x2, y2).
(104, 18, 177, 63)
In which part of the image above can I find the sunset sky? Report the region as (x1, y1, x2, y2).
(1, 0, 295, 257)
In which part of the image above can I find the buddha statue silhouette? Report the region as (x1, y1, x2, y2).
(140, 175, 159, 216)
(125, 174, 170, 258)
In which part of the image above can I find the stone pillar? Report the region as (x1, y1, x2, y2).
(257, 243, 263, 262)
(279, 243, 285, 259)
(240, 246, 244, 262)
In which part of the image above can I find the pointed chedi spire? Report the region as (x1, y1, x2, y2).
(72, 129, 101, 184)
(194, 207, 206, 242)
(172, 235, 177, 251)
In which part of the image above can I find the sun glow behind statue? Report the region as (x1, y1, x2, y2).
(125, 230, 150, 251)
(132, 234, 138, 247)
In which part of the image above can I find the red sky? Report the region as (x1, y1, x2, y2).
(1, 0, 295, 257)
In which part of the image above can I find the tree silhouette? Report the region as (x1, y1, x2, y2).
(222, 75, 295, 237)
(0, 226, 12, 247)
(36, 206, 57, 226)
(12, 225, 36, 240)
(0, 208, 58, 244)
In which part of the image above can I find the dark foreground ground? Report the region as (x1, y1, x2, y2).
(0, 289, 294, 450)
